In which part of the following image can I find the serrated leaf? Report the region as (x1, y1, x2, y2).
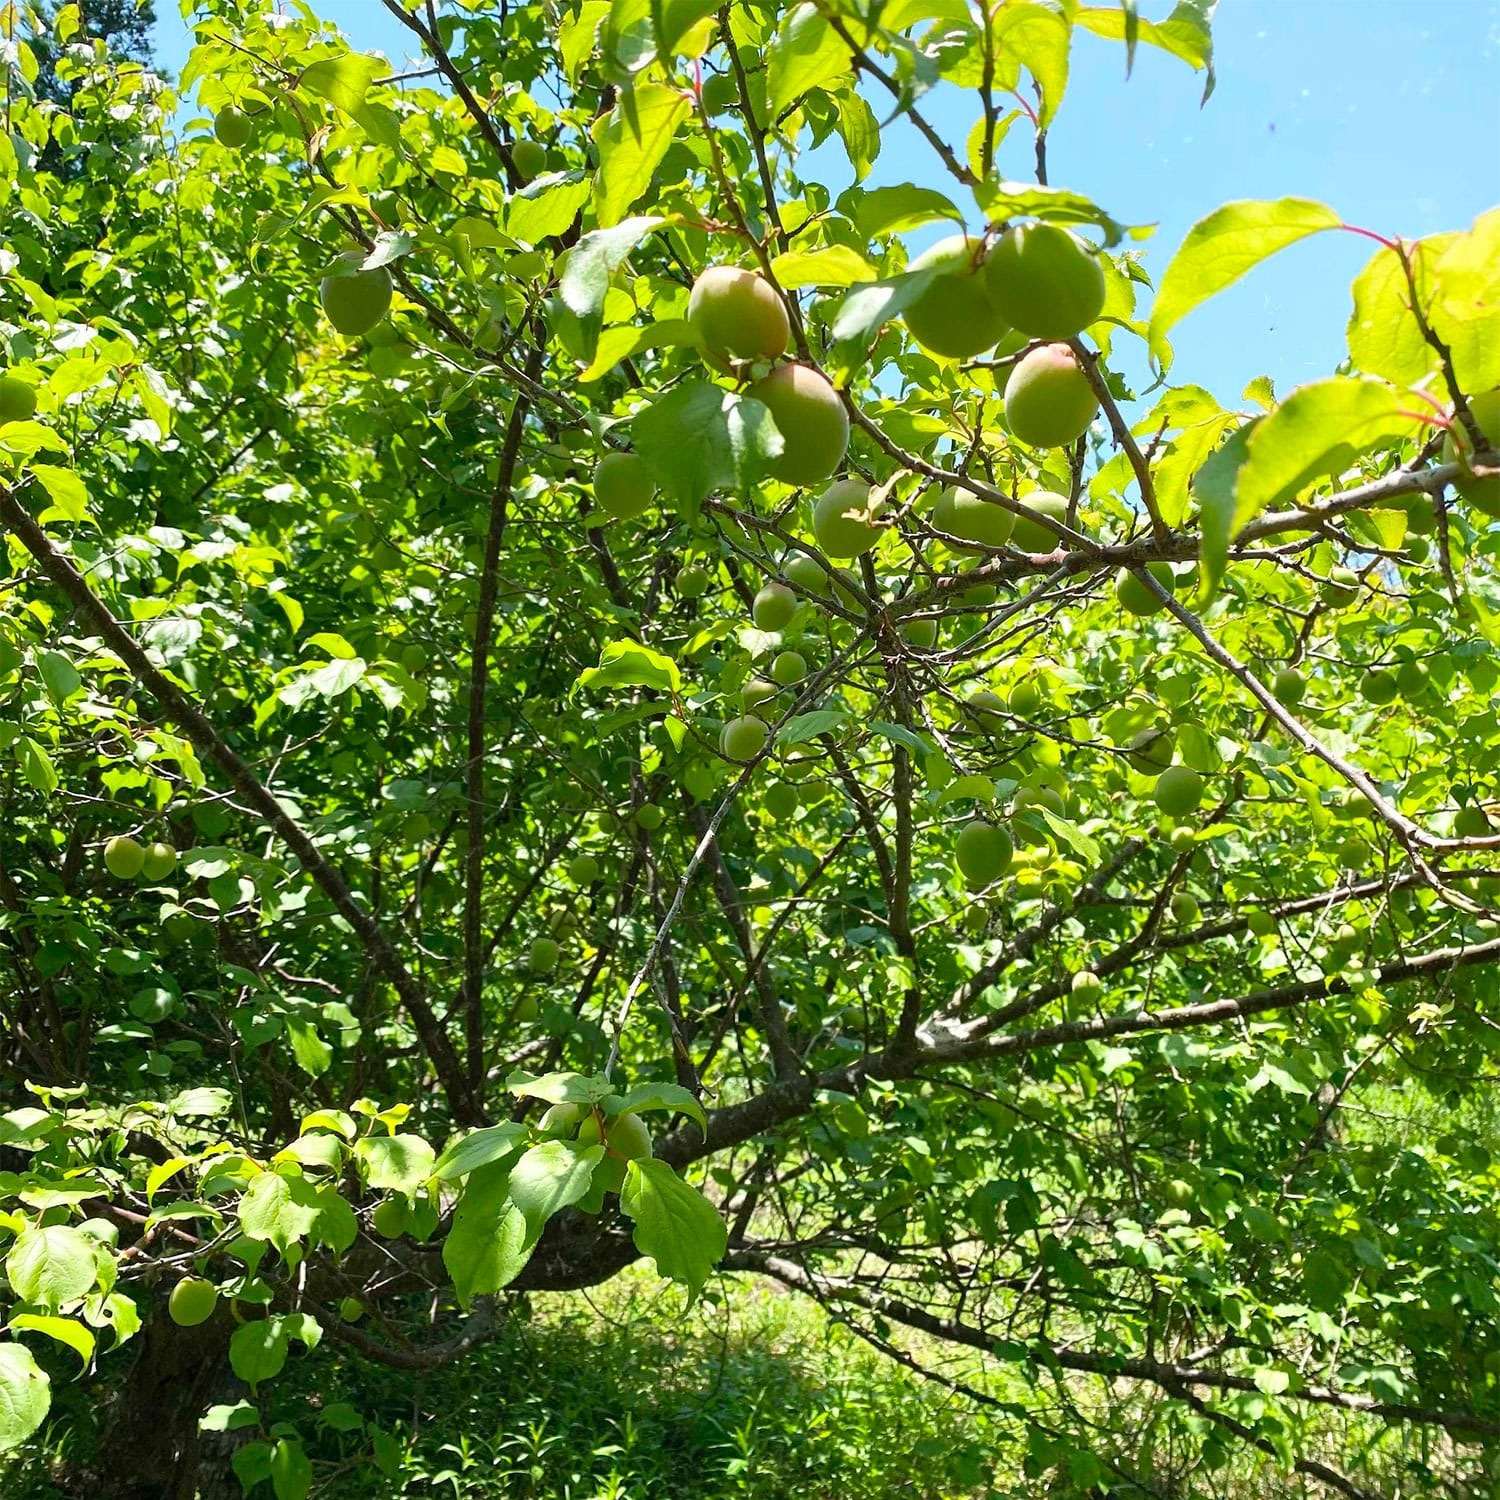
(28, 465, 88, 522)
(768, 245, 877, 289)
(657, 0, 719, 57)
(780, 710, 847, 742)
(507, 172, 592, 245)
(360, 231, 414, 271)
(1430, 206, 1500, 393)
(608, 1082, 708, 1135)
(1347, 234, 1454, 388)
(507, 1141, 604, 1229)
(620, 1159, 726, 1299)
(592, 82, 689, 227)
(767, 2, 852, 117)
(9, 1314, 93, 1371)
(6, 1226, 99, 1310)
(1149, 198, 1341, 355)
(973, 181, 1127, 244)
(442, 1162, 535, 1305)
(355, 1134, 435, 1194)
(0, 1343, 50, 1453)
(558, 216, 667, 356)
(842, 183, 964, 239)
(433, 1124, 528, 1181)
(579, 318, 696, 382)
(506, 1070, 615, 1105)
(576, 639, 682, 696)
(633, 382, 783, 516)
(300, 52, 384, 115)
(992, 4, 1070, 128)
(830, 268, 942, 347)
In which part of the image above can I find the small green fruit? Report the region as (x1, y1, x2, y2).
(104, 835, 145, 880)
(1396, 659, 1429, 699)
(141, 842, 178, 882)
(1004, 344, 1098, 449)
(1361, 669, 1398, 706)
(1455, 804, 1494, 839)
(511, 138, 548, 181)
(982, 223, 1106, 340)
(753, 581, 797, 631)
(700, 72, 737, 115)
(1165, 1179, 1195, 1209)
(931, 484, 1015, 550)
(1154, 765, 1204, 817)
(783, 554, 826, 594)
(688, 265, 790, 362)
(170, 1277, 219, 1327)
(371, 1199, 407, 1238)
(1319, 566, 1361, 608)
(1271, 668, 1305, 707)
(1245, 907, 1277, 937)
(634, 803, 664, 831)
(771, 650, 807, 685)
(528, 935, 560, 974)
(539, 1102, 584, 1135)
(676, 563, 711, 598)
(1009, 490, 1071, 551)
(1125, 726, 1175, 775)
(901, 616, 937, 648)
(593, 452, 655, 520)
(741, 677, 778, 717)
(339, 1296, 365, 1323)
(1071, 969, 1103, 998)
(900, 235, 1010, 359)
(764, 781, 799, 820)
(746, 363, 849, 487)
(720, 715, 769, 762)
(1170, 890, 1200, 923)
(812, 478, 883, 559)
(577, 1110, 653, 1160)
(955, 820, 1014, 890)
(1115, 562, 1175, 616)
(320, 254, 393, 338)
(1008, 680, 1044, 718)
(1169, 825, 1197, 852)
(568, 853, 600, 884)
(213, 107, 254, 149)
(0, 374, 38, 425)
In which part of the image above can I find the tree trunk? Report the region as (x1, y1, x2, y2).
(56, 1306, 236, 1500)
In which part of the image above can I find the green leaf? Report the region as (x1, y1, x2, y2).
(579, 318, 697, 382)
(973, 182, 1127, 244)
(300, 52, 384, 115)
(633, 382, 784, 516)
(507, 172, 592, 246)
(506, 1141, 605, 1230)
(229, 1314, 320, 1394)
(8, 1313, 94, 1371)
(608, 1082, 708, 1136)
(766, 2, 852, 117)
(781, 710, 847, 741)
(433, 1123, 528, 1181)
(1192, 418, 1254, 604)
(558, 216, 668, 354)
(1253, 1366, 1291, 1396)
(1430, 206, 1500, 393)
(237, 1171, 323, 1259)
(285, 1017, 332, 1077)
(37, 649, 81, 705)
(620, 1159, 726, 1299)
(28, 465, 88, 523)
(768, 245, 877, 289)
(270, 1435, 312, 1500)
(355, 1134, 436, 1194)
(0, 1343, 50, 1454)
(576, 640, 682, 696)
(656, 0, 719, 57)
(842, 183, 964, 239)
(830, 269, 942, 347)
(16, 738, 58, 796)
(992, 4, 1070, 128)
(1149, 198, 1341, 355)
(1078, 0, 1215, 92)
(360, 231, 414, 271)
(506, 1070, 615, 1105)
(6, 1226, 99, 1310)
(592, 82, 690, 227)
(442, 1163, 535, 1305)
(1347, 234, 1454, 388)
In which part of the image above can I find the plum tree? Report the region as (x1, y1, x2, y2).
(746, 363, 849, 485)
(213, 107, 254, 148)
(688, 266, 790, 362)
(1155, 765, 1204, 816)
(511, 138, 547, 181)
(1004, 344, 1099, 448)
(931, 484, 1015, 550)
(771, 650, 807, 685)
(982, 223, 1106, 339)
(1009, 489, 1071, 550)
(528, 935, 560, 973)
(141, 842, 177, 882)
(900, 235, 1010, 358)
(1115, 562, 1176, 615)
(103, 835, 145, 880)
(1444, 388, 1500, 515)
(0, 374, 37, 424)
(752, 581, 797, 631)
(319, 254, 393, 338)
(955, 819, 1014, 889)
(720, 715, 769, 761)
(593, 452, 656, 520)
(168, 1278, 218, 1328)
(812, 477, 883, 558)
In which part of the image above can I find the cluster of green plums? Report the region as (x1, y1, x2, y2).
(102, 834, 179, 883)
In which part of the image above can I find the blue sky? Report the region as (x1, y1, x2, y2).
(154, 2, 1500, 406)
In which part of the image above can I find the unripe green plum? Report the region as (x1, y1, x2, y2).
(771, 650, 807, 685)
(538, 1102, 584, 1136)
(1404, 535, 1430, 564)
(339, 1296, 365, 1323)
(634, 802, 664, 830)
(753, 581, 797, 631)
(688, 265, 790, 362)
(1319, 566, 1361, 608)
(955, 819, 1014, 890)
(169, 1277, 219, 1327)
(1443, 388, 1500, 516)
(568, 853, 600, 884)
(1169, 825, 1198, 852)
(511, 138, 548, 181)
(320, 254, 393, 338)
(213, 107, 254, 149)
(0, 375, 37, 425)
(141, 841, 178, 882)
(371, 1199, 407, 1238)
(400, 642, 428, 675)
(1071, 969, 1103, 999)
(1170, 890, 1200, 924)
(1404, 495, 1438, 535)
(528, 935, 560, 974)
(1004, 344, 1098, 448)
(1115, 562, 1175, 616)
(967, 688, 1008, 728)
(812, 478, 882, 558)
(900, 615, 937, 648)
(982, 223, 1106, 340)
(720, 715, 769, 761)
(1455, 803, 1494, 839)
(741, 677, 778, 718)
(1165, 1178, 1195, 1210)
(1007, 680, 1043, 717)
(783, 554, 826, 594)
(1361, 669, 1398, 706)
(931, 484, 1015, 550)
(104, 835, 145, 880)
(1125, 726, 1174, 775)
(1271, 668, 1305, 707)
(1244, 907, 1277, 937)
(764, 781, 799, 820)
(676, 563, 711, 597)
(700, 71, 737, 115)
(1336, 834, 1369, 870)
(1396, 659, 1429, 699)
(900, 235, 1010, 359)
(1009, 490, 1071, 551)
(1154, 765, 1203, 817)
(577, 1110, 653, 1160)
(593, 452, 656, 520)
(747, 364, 848, 486)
